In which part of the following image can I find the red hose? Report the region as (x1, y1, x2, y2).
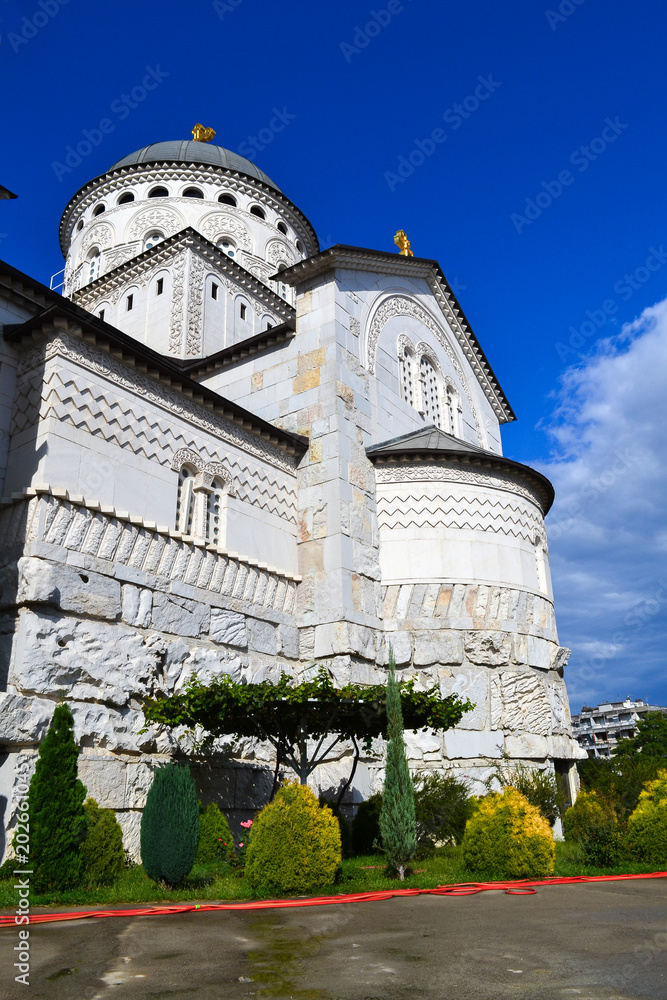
(1, 871, 666, 926)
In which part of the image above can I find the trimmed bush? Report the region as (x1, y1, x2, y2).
(351, 793, 383, 855)
(28, 703, 87, 892)
(244, 782, 341, 894)
(81, 799, 124, 883)
(195, 803, 233, 864)
(486, 755, 561, 825)
(627, 770, 667, 865)
(414, 772, 472, 849)
(462, 788, 555, 878)
(140, 764, 200, 887)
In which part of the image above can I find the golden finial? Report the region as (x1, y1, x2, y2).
(394, 229, 413, 256)
(192, 124, 216, 143)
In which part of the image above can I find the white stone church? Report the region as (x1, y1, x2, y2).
(0, 134, 583, 857)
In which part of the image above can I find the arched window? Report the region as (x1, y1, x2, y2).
(277, 221, 288, 235)
(175, 466, 196, 534)
(118, 192, 134, 205)
(149, 186, 169, 198)
(419, 356, 441, 427)
(87, 248, 101, 283)
(218, 193, 236, 206)
(207, 478, 228, 547)
(445, 384, 461, 437)
(143, 231, 164, 251)
(250, 205, 266, 220)
(399, 347, 415, 407)
(76, 219, 85, 232)
(183, 186, 204, 199)
(296, 240, 304, 254)
(93, 203, 106, 216)
(217, 238, 236, 258)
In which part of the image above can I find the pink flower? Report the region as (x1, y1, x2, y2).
(239, 842, 244, 848)
(240, 820, 253, 828)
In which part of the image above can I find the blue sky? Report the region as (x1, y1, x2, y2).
(1, 0, 666, 709)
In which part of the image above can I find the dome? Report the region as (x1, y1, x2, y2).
(108, 141, 281, 193)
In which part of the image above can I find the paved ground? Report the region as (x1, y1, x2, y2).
(1, 880, 667, 998)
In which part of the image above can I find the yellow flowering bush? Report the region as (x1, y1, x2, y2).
(462, 787, 555, 878)
(244, 782, 341, 894)
(627, 770, 667, 865)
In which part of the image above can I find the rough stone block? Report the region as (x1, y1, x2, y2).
(413, 631, 464, 667)
(527, 636, 551, 671)
(210, 609, 247, 648)
(278, 625, 299, 659)
(505, 733, 549, 759)
(121, 584, 152, 627)
(380, 631, 412, 666)
(0, 693, 53, 745)
(464, 631, 511, 666)
(17, 557, 121, 620)
(439, 669, 488, 730)
(444, 728, 503, 759)
(552, 646, 571, 674)
(247, 618, 278, 655)
(125, 762, 156, 809)
(78, 756, 126, 809)
(174, 646, 244, 688)
(152, 591, 210, 637)
(116, 810, 142, 861)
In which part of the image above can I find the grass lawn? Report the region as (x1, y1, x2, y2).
(0, 843, 662, 909)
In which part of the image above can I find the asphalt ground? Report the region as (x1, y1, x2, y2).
(1, 880, 667, 999)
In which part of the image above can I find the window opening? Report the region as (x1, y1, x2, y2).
(211, 282, 218, 300)
(126, 294, 134, 311)
(156, 278, 164, 295)
(419, 356, 441, 427)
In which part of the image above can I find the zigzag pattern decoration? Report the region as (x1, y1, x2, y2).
(376, 492, 543, 540)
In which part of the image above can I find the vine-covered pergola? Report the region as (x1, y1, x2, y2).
(143, 667, 474, 804)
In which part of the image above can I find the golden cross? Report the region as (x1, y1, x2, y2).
(394, 229, 413, 256)
(192, 124, 216, 143)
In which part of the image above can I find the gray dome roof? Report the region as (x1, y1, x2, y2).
(108, 141, 281, 192)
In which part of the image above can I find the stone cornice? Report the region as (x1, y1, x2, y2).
(71, 227, 296, 324)
(181, 321, 296, 378)
(59, 162, 319, 258)
(278, 245, 515, 425)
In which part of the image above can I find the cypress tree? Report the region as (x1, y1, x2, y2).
(140, 763, 200, 887)
(379, 647, 417, 879)
(28, 702, 87, 892)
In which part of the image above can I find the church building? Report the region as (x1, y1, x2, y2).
(0, 130, 584, 857)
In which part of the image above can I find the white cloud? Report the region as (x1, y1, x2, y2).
(536, 297, 667, 712)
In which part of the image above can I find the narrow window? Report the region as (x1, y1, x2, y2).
(419, 356, 441, 427)
(98, 309, 105, 321)
(77, 219, 84, 232)
(211, 282, 218, 300)
(277, 221, 288, 235)
(240, 303, 247, 320)
(399, 349, 414, 407)
(156, 278, 164, 295)
(218, 193, 237, 206)
(296, 240, 303, 253)
(93, 203, 106, 216)
(183, 186, 204, 199)
(118, 192, 134, 205)
(144, 231, 164, 251)
(87, 250, 101, 283)
(126, 294, 133, 311)
(149, 186, 169, 198)
(175, 466, 195, 534)
(250, 205, 266, 220)
(265, 322, 273, 331)
(207, 478, 227, 546)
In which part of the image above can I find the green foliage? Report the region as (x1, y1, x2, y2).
(351, 793, 383, 855)
(81, 799, 124, 883)
(143, 667, 473, 787)
(613, 712, 667, 759)
(28, 703, 87, 892)
(140, 764, 200, 887)
(578, 754, 666, 825)
(379, 654, 417, 878)
(562, 790, 623, 867)
(462, 787, 555, 878)
(627, 770, 667, 864)
(244, 782, 341, 894)
(319, 798, 352, 857)
(195, 803, 233, 864)
(486, 753, 561, 824)
(414, 772, 472, 849)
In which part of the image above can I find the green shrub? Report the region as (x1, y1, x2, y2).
(195, 803, 233, 864)
(462, 787, 555, 878)
(563, 790, 624, 867)
(28, 703, 87, 892)
(81, 799, 124, 883)
(627, 770, 667, 865)
(140, 764, 200, 887)
(486, 755, 561, 825)
(319, 798, 352, 857)
(350, 793, 383, 855)
(414, 772, 472, 849)
(379, 656, 417, 878)
(245, 782, 341, 894)
(578, 755, 666, 825)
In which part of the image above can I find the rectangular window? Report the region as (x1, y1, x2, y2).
(156, 278, 164, 295)
(98, 309, 105, 321)
(240, 303, 246, 320)
(211, 282, 218, 300)
(126, 294, 133, 311)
